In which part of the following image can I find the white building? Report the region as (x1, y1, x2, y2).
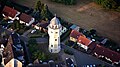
(48, 16, 62, 53)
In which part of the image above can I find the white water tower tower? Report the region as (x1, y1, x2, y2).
(48, 16, 62, 53)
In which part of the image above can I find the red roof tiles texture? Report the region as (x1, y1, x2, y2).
(77, 36, 91, 46)
(70, 30, 83, 39)
(2, 6, 18, 18)
(20, 13, 33, 23)
(93, 44, 120, 63)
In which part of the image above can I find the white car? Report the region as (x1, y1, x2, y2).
(31, 29, 36, 33)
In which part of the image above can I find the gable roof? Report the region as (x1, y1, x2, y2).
(77, 35, 92, 46)
(70, 30, 83, 39)
(20, 13, 33, 23)
(3, 33, 24, 65)
(93, 44, 120, 63)
(36, 20, 49, 28)
(88, 41, 97, 50)
(2, 6, 18, 18)
(3, 36, 14, 65)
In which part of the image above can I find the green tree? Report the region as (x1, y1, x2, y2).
(94, 0, 117, 9)
(40, 4, 48, 20)
(34, 0, 42, 11)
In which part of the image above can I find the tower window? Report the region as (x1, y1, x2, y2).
(55, 39, 57, 41)
(56, 32, 58, 34)
(51, 45, 53, 47)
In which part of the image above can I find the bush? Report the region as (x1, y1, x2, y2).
(64, 49, 74, 55)
(93, 0, 120, 9)
(50, 0, 76, 5)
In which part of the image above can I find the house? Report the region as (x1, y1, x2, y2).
(70, 30, 83, 42)
(2, 6, 20, 20)
(3, 33, 25, 67)
(77, 35, 92, 51)
(33, 20, 49, 32)
(19, 13, 35, 26)
(70, 24, 80, 31)
(92, 44, 120, 64)
(88, 42, 97, 51)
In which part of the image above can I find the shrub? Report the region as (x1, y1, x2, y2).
(64, 49, 74, 55)
(93, 0, 119, 9)
(50, 0, 76, 5)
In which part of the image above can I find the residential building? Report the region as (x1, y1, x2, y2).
(3, 33, 25, 67)
(48, 16, 62, 53)
(69, 30, 83, 42)
(33, 20, 49, 32)
(2, 6, 20, 20)
(19, 13, 35, 26)
(92, 44, 120, 64)
(88, 41, 97, 51)
(77, 35, 92, 51)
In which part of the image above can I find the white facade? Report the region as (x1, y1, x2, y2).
(48, 17, 62, 53)
(77, 42, 88, 51)
(20, 18, 35, 26)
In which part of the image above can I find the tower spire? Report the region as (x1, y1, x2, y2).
(54, 14, 57, 17)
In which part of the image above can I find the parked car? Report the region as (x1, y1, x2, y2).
(66, 58, 75, 67)
(31, 29, 36, 34)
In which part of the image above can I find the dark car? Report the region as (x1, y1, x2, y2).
(66, 58, 75, 67)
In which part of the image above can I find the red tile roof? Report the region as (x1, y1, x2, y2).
(93, 44, 120, 63)
(77, 36, 92, 46)
(2, 6, 18, 18)
(20, 13, 33, 23)
(88, 41, 97, 50)
(70, 30, 83, 39)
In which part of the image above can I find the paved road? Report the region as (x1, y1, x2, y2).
(61, 44, 114, 67)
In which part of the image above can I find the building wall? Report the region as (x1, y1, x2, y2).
(77, 42, 88, 51)
(5, 58, 22, 67)
(48, 26, 61, 53)
(70, 37, 77, 42)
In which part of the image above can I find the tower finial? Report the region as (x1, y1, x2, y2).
(55, 14, 57, 17)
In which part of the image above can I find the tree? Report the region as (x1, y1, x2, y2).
(50, 0, 76, 5)
(94, 0, 118, 9)
(34, 0, 42, 11)
(40, 4, 49, 20)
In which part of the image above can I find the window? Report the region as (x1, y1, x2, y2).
(56, 32, 58, 34)
(51, 49, 52, 52)
(51, 31, 53, 33)
(55, 39, 57, 41)
(51, 45, 53, 47)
